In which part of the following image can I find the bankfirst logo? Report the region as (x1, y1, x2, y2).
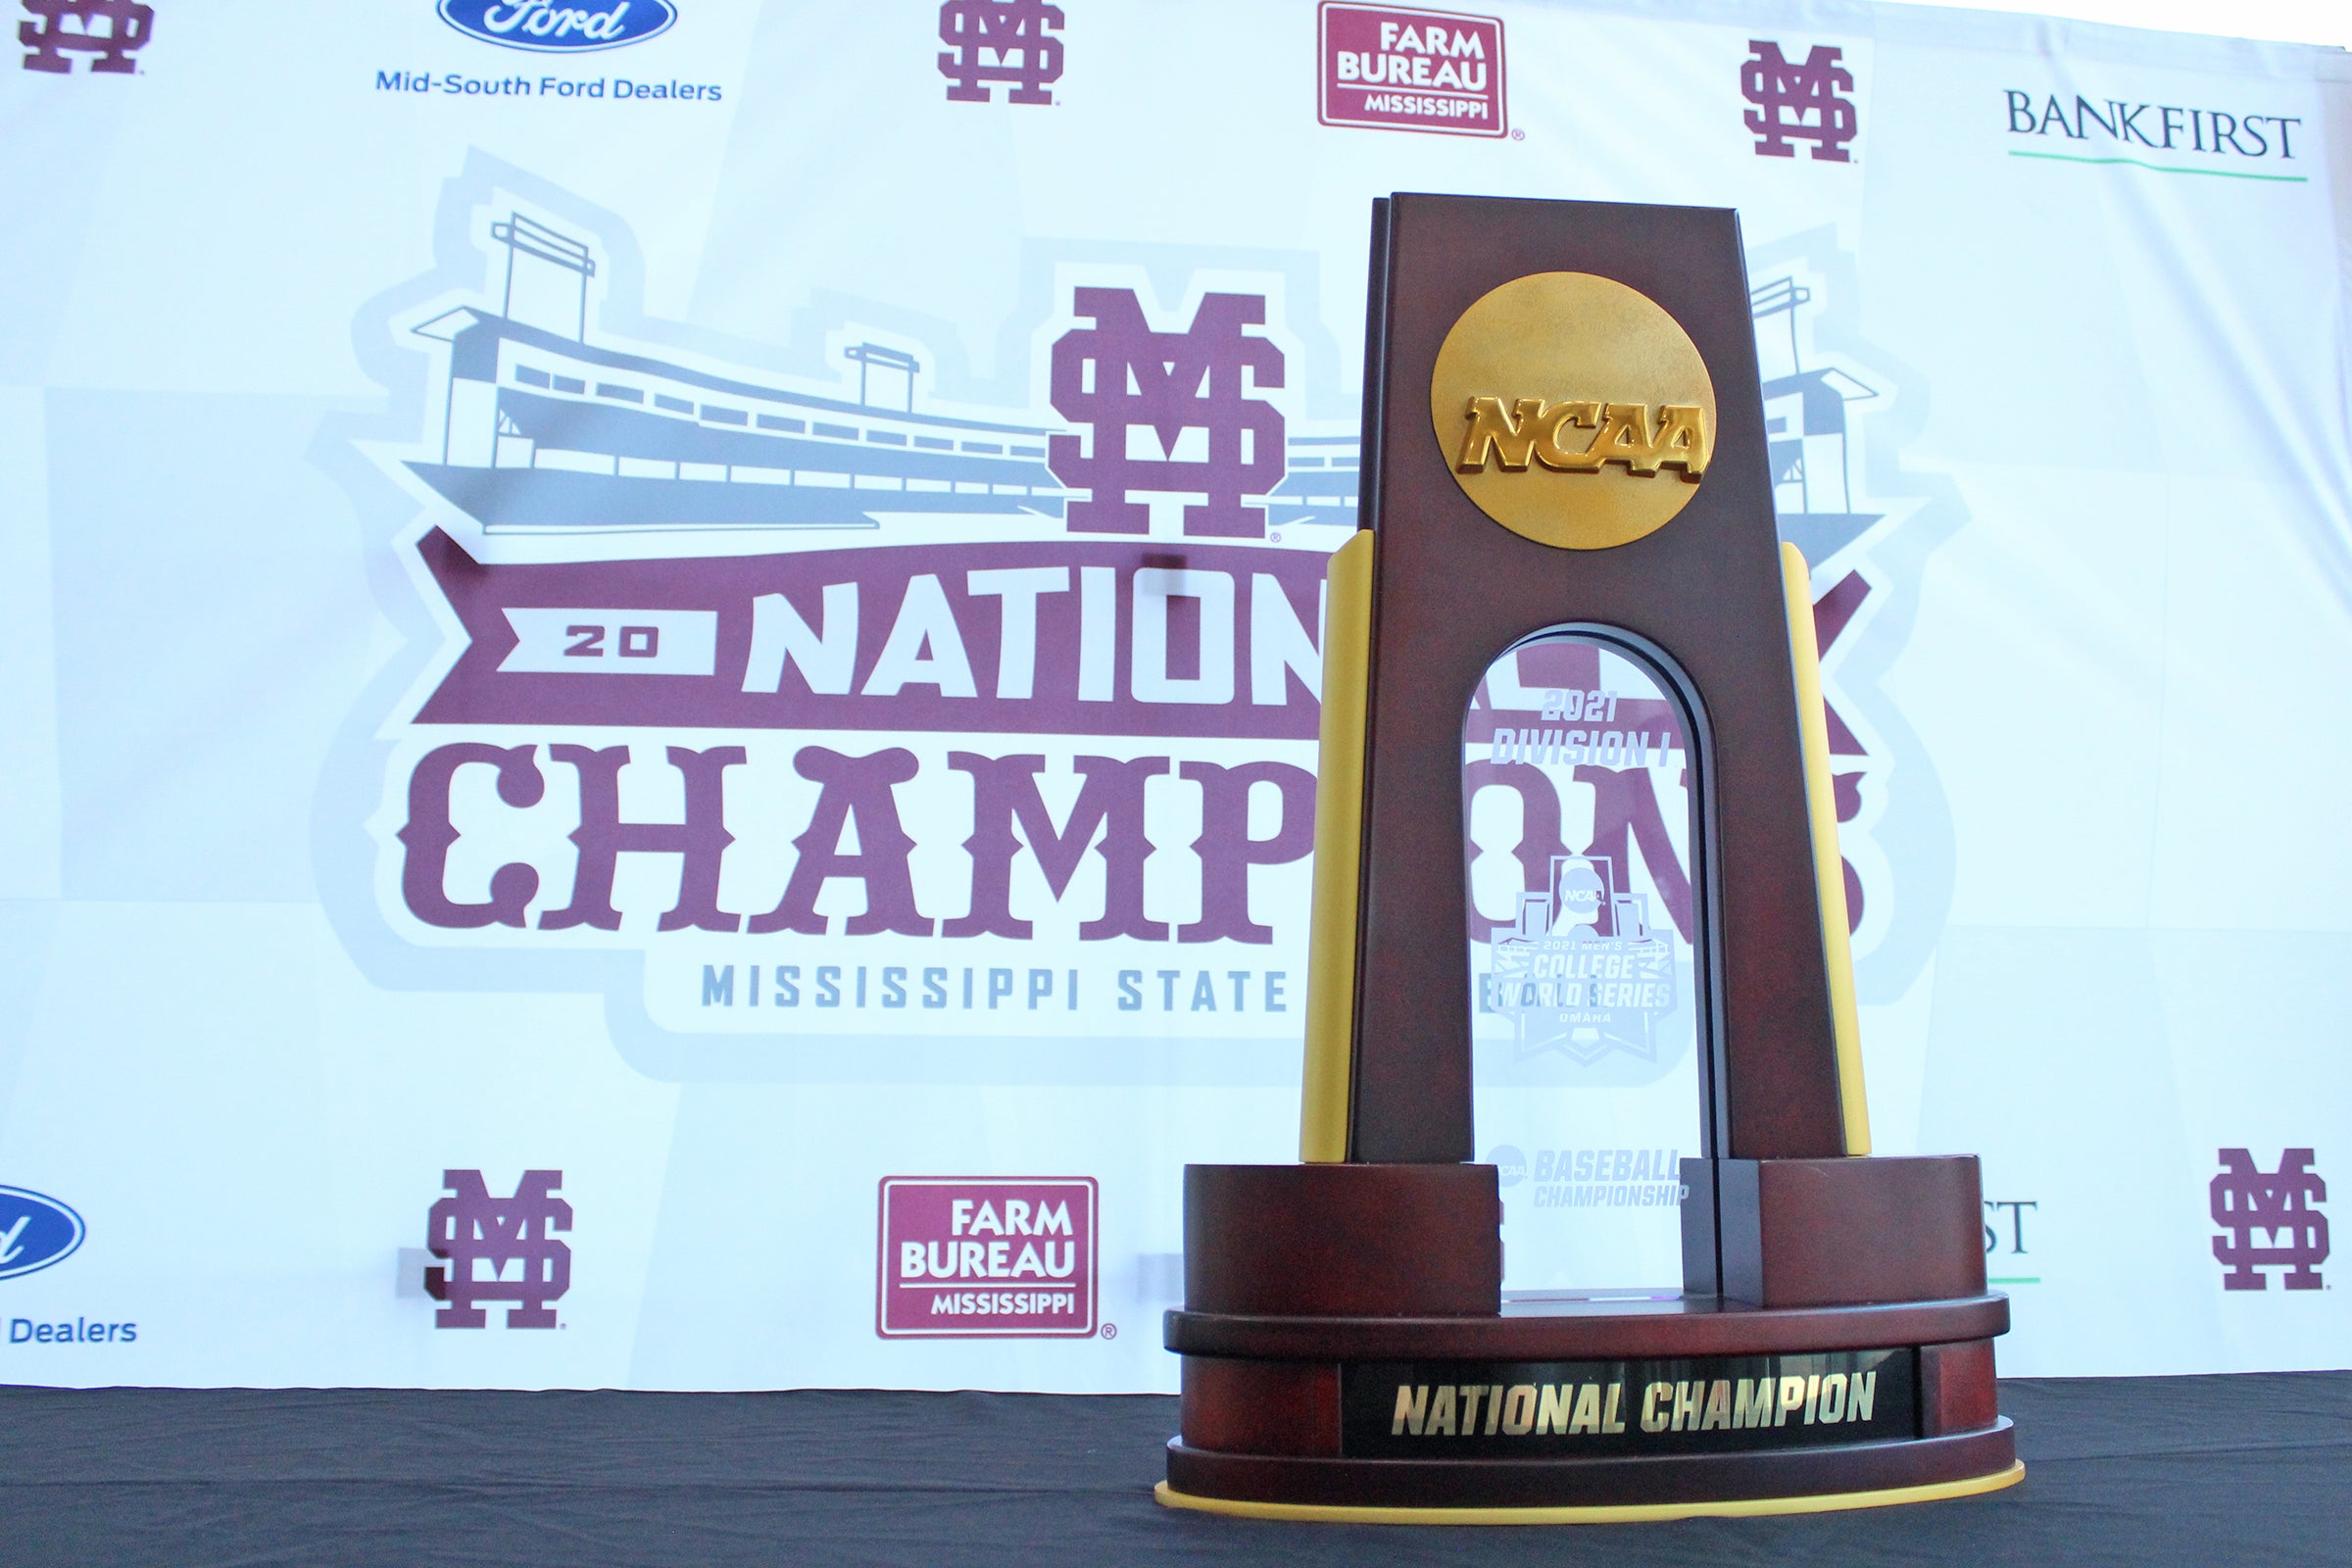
(2003, 86, 2303, 175)
(1983, 1196, 2038, 1287)
(877, 1177, 1098, 1337)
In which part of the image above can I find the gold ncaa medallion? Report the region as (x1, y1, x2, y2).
(1430, 271, 1717, 550)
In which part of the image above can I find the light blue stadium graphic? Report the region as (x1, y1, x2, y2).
(1753, 273, 1880, 564)
(411, 216, 1060, 533)
(1267, 432, 1361, 531)
(410, 215, 1357, 537)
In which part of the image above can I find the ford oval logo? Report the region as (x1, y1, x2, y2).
(0, 1188, 84, 1281)
(438, 0, 676, 53)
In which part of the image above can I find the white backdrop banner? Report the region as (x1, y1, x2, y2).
(0, 0, 2346, 1390)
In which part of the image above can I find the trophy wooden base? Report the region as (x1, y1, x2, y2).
(1164, 1162, 2016, 1520)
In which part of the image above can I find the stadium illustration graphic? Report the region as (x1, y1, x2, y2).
(1750, 272, 1880, 562)
(406, 214, 1852, 550)
(407, 213, 1363, 537)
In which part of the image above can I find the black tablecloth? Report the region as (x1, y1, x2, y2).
(2, 1372, 2344, 1566)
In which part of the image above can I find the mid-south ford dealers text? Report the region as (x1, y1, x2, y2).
(374, 71, 721, 100)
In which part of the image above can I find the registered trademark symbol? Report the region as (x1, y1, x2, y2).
(1511, 127, 1525, 140)
(1100, 1322, 1118, 1339)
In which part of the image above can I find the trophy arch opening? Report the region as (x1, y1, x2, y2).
(1460, 623, 1721, 1298)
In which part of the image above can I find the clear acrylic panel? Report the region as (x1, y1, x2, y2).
(1463, 630, 1704, 1297)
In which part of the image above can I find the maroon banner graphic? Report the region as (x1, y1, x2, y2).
(415, 531, 1331, 740)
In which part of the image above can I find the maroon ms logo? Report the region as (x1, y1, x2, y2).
(938, 0, 1063, 105)
(425, 1169, 573, 1328)
(20, 0, 152, 73)
(1049, 289, 1288, 539)
(1741, 40, 1857, 163)
(2211, 1149, 2328, 1291)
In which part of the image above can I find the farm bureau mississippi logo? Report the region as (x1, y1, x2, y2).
(19, 0, 152, 73)
(2211, 1148, 2328, 1291)
(877, 1177, 1098, 1337)
(424, 1169, 573, 1327)
(439, 0, 674, 52)
(1319, 2, 1505, 139)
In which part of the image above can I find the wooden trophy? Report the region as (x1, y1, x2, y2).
(1156, 195, 2021, 1521)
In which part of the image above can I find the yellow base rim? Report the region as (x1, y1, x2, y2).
(1154, 1459, 2024, 1526)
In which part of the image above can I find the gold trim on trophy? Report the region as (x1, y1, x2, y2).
(1782, 541, 1871, 1155)
(1299, 530, 1375, 1162)
(1158, 1463, 2025, 1524)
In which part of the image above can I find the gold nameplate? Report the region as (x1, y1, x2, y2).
(1429, 271, 1717, 550)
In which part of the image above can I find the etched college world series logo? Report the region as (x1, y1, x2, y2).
(425, 1169, 574, 1327)
(878, 1177, 1098, 1337)
(1741, 41, 1858, 163)
(1486, 853, 1676, 1065)
(2211, 1148, 2328, 1291)
(19, 0, 151, 73)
